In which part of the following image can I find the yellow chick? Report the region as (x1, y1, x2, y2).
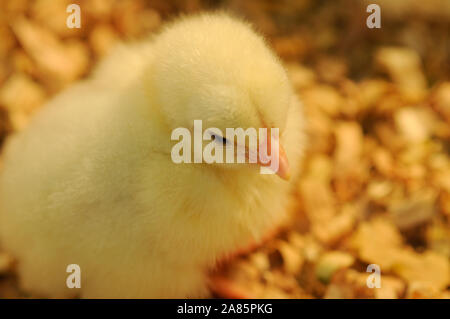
(0, 13, 305, 298)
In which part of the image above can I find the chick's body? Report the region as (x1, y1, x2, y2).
(0, 13, 304, 298)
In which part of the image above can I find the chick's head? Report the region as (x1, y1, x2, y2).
(146, 13, 293, 175)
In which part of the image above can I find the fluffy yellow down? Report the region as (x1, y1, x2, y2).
(0, 12, 305, 298)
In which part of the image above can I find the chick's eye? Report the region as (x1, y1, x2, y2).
(212, 134, 228, 145)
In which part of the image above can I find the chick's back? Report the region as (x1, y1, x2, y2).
(0, 41, 179, 297)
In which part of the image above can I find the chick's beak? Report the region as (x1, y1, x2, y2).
(275, 141, 291, 180)
(248, 132, 291, 181)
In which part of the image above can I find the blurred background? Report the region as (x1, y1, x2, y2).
(0, 0, 449, 298)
